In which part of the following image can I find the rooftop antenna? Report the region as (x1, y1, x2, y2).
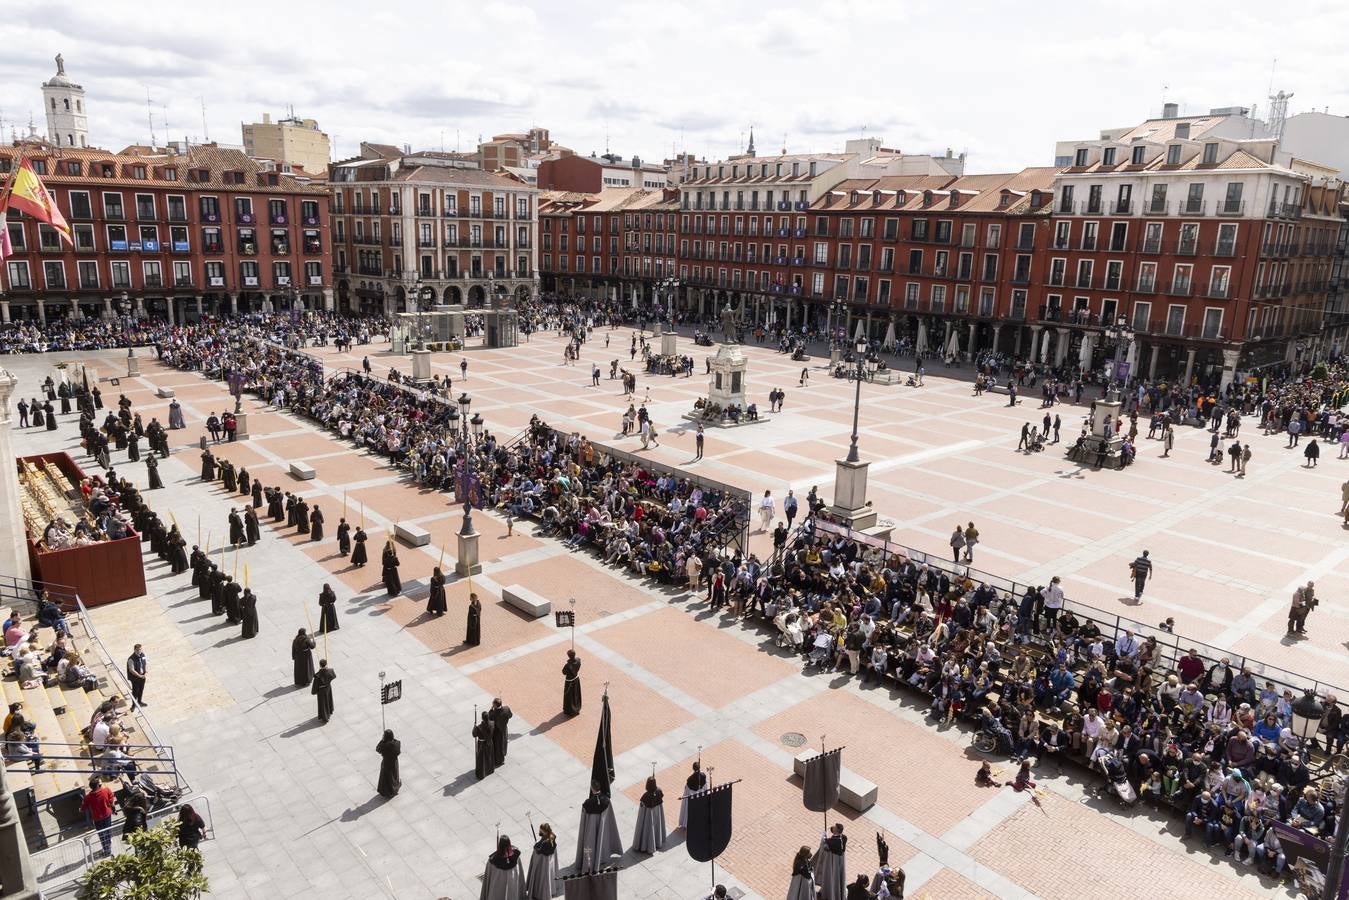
(200, 97, 209, 143)
(162, 103, 169, 145)
(782, 132, 788, 155)
(440, 130, 444, 153)
(1269, 89, 1293, 142)
(146, 88, 156, 147)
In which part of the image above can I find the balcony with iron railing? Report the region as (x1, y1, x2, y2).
(1163, 279, 1194, 297)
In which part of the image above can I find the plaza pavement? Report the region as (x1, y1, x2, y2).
(2, 333, 1322, 899)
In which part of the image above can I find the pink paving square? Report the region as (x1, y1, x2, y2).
(590, 606, 796, 708)
(486, 554, 649, 621)
(753, 691, 993, 835)
(384, 581, 553, 666)
(970, 789, 1268, 900)
(470, 648, 692, 763)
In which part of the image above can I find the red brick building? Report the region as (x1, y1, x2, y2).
(539, 187, 679, 306)
(0, 140, 332, 323)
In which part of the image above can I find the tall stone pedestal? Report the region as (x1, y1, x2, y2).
(708, 343, 748, 410)
(660, 333, 677, 356)
(233, 412, 250, 441)
(126, 356, 140, 376)
(411, 349, 433, 382)
(0, 370, 32, 584)
(828, 457, 878, 531)
(455, 528, 482, 577)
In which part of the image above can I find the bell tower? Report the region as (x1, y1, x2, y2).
(42, 53, 88, 148)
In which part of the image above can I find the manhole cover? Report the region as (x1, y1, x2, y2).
(781, 732, 807, 747)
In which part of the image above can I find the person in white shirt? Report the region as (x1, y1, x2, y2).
(758, 490, 776, 532)
(1082, 709, 1105, 756)
(1043, 576, 1065, 630)
(1114, 630, 1140, 659)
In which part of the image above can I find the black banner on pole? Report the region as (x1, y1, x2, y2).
(560, 867, 619, 900)
(686, 782, 735, 863)
(802, 747, 843, 812)
(380, 680, 403, 705)
(555, 610, 576, 628)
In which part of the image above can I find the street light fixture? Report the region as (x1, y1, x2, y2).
(1102, 314, 1133, 400)
(845, 336, 868, 464)
(828, 297, 848, 350)
(455, 392, 478, 537)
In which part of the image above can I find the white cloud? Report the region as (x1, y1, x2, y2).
(1, 0, 1346, 173)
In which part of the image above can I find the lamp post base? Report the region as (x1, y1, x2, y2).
(455, 530, 482, 577)
(410, 349, 432, 382)
(827, 456, 878, 531)
(233, 412, 250, 441)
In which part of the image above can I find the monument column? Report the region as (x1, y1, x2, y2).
(0, 302, 8, 324)
(1054, 327, 1070, 365)
(0, 369, 33, 582)
(35, 300, 45, 324)
(323, 288, 335, 312)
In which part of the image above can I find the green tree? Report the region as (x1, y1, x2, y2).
(79, 821, 209, 899)
(1312, 361, 1329, 381)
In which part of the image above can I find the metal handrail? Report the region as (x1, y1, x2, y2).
(69, 596, 183, 793)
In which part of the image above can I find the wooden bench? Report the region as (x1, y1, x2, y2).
(288, 461, 316, 480)
(792, 750, 879, 812)
(394, 522, 431, 547)
(155, 387, 175, 399)
(502, 585, 551, 618)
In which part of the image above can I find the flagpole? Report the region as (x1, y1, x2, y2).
(0, 154, 24, 212)
(821, 734, 828, 833)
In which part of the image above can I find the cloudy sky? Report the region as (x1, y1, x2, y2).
(1, 0, 1346, 175)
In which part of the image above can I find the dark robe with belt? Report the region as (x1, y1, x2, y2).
(427, 569, 447, 616)
(244, 509, 260, 545)
(318, 587, 339, 633)
(189, 549, 205, 587)
(466, 600, 482, 646)
(145, 455, 163, 490)
(58, 384, 71, 414)
(30, 402, 43, 427)
(285, 496, 297, 527)
(201, 452, 216, 481)
(312, 666, 336, 723)
(238, 469, 251, 497)
(44, 402, 57, 431)
(473, 717, 496, 779)
(127, 432, 141, 461)
(563, 657, 582, 716)
(309, 507, 324, 542)
(251, 480, 263, 509)
(210, 570, 228, 615)
(240, 589, 259, 639)
(350, 529, 368, 567)
(296, 500, 311, 535)
(292, 633, 316, 686)
(376, 735, 401, 797)
(488, 703, 512, 766)
(337, 521, 351, 557)
(221, 462, 237, 492)
(228, 511, 244, 546)
(268, 489, 284, 522)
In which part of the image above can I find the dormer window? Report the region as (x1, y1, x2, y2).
(1202, 143, 1219, 165)
(1131, 146, 1146, 165)
(1166, 145, 1182, 165)
(1074, 148, 1089, 166)
(1102, 147, 1116, 166)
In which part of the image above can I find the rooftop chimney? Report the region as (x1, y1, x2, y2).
(1162, 103, 1179, 119)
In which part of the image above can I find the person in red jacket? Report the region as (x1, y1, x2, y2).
(80, 776, 117, 856)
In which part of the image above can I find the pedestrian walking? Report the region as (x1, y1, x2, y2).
(758, 490, 776, 533)
(125, 644, 148, 707)
(1129, 550, 1153, 600)
(949, 524, 966, 562)
(1305, 439, 1320, 467)
(694, 423, 705, 460)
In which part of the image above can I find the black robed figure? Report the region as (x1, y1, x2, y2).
(375, 729, 401, 798)
(239, 588, 259, 639)
(473, 712, 496, 779)
(317, 584, 339, 633)
(350, 527, 368, 567)
(291, 628, 316, 686)
(465, 592, 482, 645)
(426, 567, 447, 616)
(336, 519, 351, 557)
(312, 659, 336, 723)
(562, 650, 582, 716)
(381, 543, 401, 596)
(489, 698, 513, 767)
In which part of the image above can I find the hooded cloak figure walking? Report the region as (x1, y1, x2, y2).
(480, 835, 525, 900)
(473, 711, 496, 780)
(312, 659, 336, 724)
(145, 455, 163, 490)
(632, 776, 667, 854)
(244, 507, 261, 546)
(317, 584, 339, 633)
(574, 782, 622, 873)
(309, 505, 325, 542)
(375, 729, 401, 798)
(427, 567, 447, 616)
(168, 400, 185, 430)
(200, 449, 216, 482)
(525, 824, 559, 900)
(228, 509, 244, 547)
(678, 761, 708, 829)
(292, 628, 316, 686)
(812, 823, 848, 900)
(562, 650, 582, 716)
(787, 846, 817, 900)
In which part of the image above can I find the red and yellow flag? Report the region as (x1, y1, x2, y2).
(1, 158, 70, 246)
